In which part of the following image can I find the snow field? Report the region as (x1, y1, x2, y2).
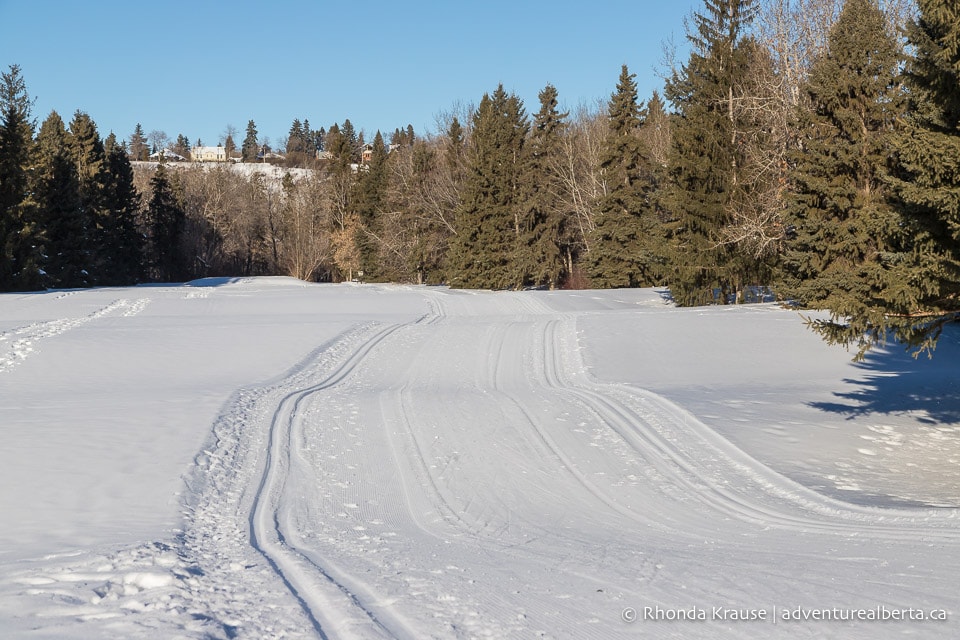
(1, 280, 958, 639)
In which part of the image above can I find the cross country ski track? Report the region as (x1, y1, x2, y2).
(180, 288, 960, 639)
(0, 297, 152, 373)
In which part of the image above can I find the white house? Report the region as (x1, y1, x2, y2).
(192, 145, 227, 163)
(149, 149, 186, 162)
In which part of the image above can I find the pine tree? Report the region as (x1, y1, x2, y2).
(34, 111, 89, 288)
(101, 133, 144, 284)
(780, 0, 905, 357)
(587, 66, 659, 288)
(147, 158, 187, 281)
(515, 83, 568, 289)
(0, 64, 42, 291)
(241, 119, 259, 162)
(129, 123, 149, 161)
(446, 85, 528, 289)
(868, 0, 960, 355)
(664, 0, 762, 305)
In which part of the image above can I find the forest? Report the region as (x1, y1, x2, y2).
(1, 0, 958, 356)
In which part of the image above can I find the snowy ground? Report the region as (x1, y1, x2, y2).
(1, 278, 957, 639)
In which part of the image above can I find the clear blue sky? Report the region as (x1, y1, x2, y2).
(0, 0, 698, 148)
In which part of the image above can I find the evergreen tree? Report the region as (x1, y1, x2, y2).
(314, 126, 326, 153)
(147, 157, 187, 281)
(287, 118, 304, 154)
(445, 117, 465, 176)
(639, 90, 671, 167)
(0, 64, 42, 291)
(515, 83, 568, 289)
(587, 66, 659, 288)
(101, 133, 144, 284)
(302, 119, 312, 144)
(67, 111, 109, 282)
(780, 0, 905, 356)
(128, 123, 149, 161)
(224, 133, 237, 160)
(868, 0, 960, 355)
(340, 119, 359, 163)
(446, 85, 528, 289)
(351, 131, 390, 280)
(34, 111, 89, 288)
(173, 133, 191, 158)
(241, 119, 259, 162)
(664, 0, 762, 305)
(325, 122, 351, 167)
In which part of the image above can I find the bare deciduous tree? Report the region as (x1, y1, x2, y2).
(147, 129, 170, 154)
(551, 101, 607, 261)
(276, 173, 332, 281)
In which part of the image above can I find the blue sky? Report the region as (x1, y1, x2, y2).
(0, 0, 698, 148)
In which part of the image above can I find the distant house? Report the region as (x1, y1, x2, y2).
(192, 145, 227, 163)
(149, 149, 186, 162)
(361, 142, 399, 164)
(256, 150, 286, 163)
(361, 143, 375, 164)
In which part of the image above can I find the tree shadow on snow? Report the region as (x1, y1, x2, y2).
(809, 324, 960, 425)
(184, 277, 246, 288)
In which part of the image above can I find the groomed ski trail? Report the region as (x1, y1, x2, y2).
(180, 289, 960, 640)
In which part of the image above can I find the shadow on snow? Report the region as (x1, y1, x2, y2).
(809, 324, 960, 425)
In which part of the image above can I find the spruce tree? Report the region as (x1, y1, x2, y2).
(664, 0, 762, 305)
(101, 133, 144, 284)
(241, 119, 259, 162)
(34, 111, 89, 288)
(352, 131, 389, 280)
(129, 123, 149, 161)
(325, 123, 353, 168)
(147, 158, 187, 281)
(0, 64, 42, 291)
(587, 66, 659, 288)
(67, 111, 109, 282)
(514, 84, 568, 289)
(173, 133, 191, 158)
(341, 120, 359, 163)
(780, 0, 905, 356)
(445, 117, 465, 177)
(872, 0, 960, 355)
(446, 85, 528, 289)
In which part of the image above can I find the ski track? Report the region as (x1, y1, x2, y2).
(0, 297, 151, 373)
(541, 317, 959, 542)
(6, 287, 959, 639)
(227, 290, 959, 637)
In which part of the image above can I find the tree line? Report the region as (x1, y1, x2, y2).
(1, 0, 958, 357)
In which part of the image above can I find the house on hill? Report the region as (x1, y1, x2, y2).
(192, 145, 227, 162)
(149, 149, 186, 162)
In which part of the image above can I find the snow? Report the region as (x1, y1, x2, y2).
(0, 278, 958, 639)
